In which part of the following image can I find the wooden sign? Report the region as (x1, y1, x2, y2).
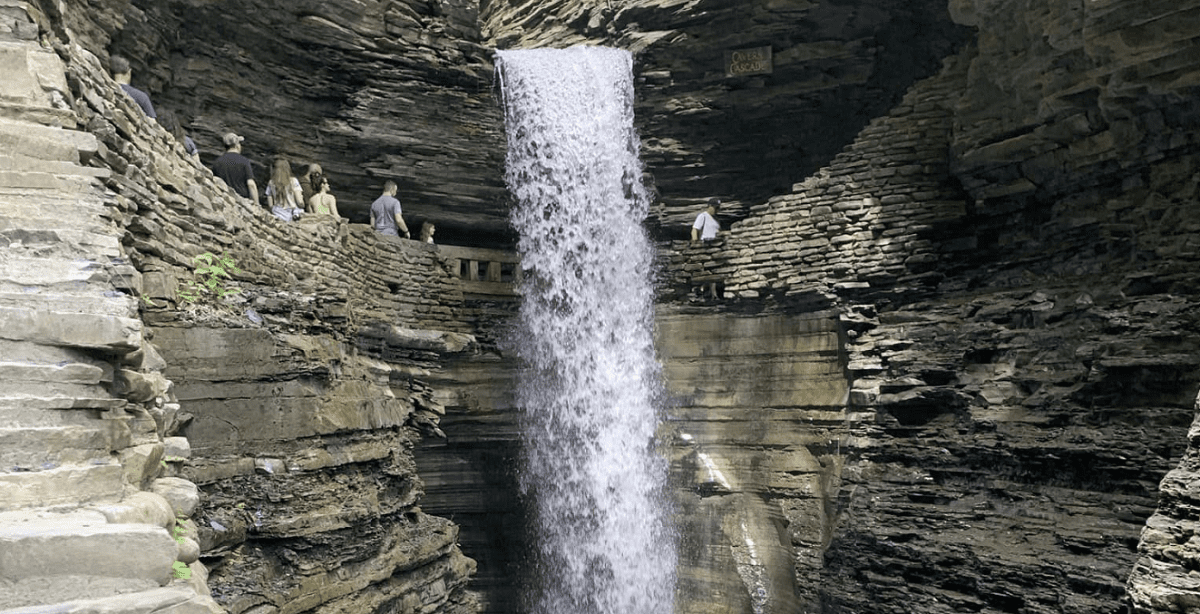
(725, 46, 773, 77)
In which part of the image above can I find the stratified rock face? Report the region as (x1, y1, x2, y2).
(16, 27, 492, 613)
(16, 0, 1200, 613)
(1129, 399, 1200, 613)
(483, 0, 973, 230)
(656, 0, 1200, 612)
(656, 310, 850, 613)
(48, 0, 510, 245)
(51, 0, 972, 245)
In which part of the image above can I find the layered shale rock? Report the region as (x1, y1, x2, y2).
(45, 0, 974, 245)
(482, 0, 973, 229)
(0, 10, 494, 610)
(657, 0, 1200, 612)
(41, 0, 509, 245)
(0, 7, 219, 612)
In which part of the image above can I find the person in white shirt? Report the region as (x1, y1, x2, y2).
(691, 198, 721, 242)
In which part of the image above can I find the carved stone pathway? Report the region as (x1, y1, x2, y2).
(0, 9, 219, 613)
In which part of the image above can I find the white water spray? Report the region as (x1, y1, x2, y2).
(497, 47, 676, 614)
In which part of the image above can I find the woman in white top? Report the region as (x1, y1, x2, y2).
(266, 157, 304, 222)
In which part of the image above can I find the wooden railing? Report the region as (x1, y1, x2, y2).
(436, 245, 521, 298)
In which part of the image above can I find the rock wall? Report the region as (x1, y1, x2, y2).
(0, 5, 219, 611)
(482, 0, 973, 229)
(0, 4, 499, 610)
(37, 0, 974, 244)
(656, 310, 850, 612)
(35, 0, 510, 245)
(657, 0, 1200, 612)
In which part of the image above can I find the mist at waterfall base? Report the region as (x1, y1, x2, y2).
(496, 47, 677, 614)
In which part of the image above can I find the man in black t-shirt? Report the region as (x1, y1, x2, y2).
(211, 133, 259, 206)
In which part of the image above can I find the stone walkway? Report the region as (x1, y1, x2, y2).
(0, 9, 219, 614)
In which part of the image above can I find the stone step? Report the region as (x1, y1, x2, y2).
(0, 512, 175, 582)
(0, 306, 142, 352)
(0, 339, 94, 363)
(0, 462, 125, 511)
(0, 290, 134, 318)
(0, 201, 114, 232)
(0, 117, 99, 164)
(0, 585, 220, 614)
(0, 360, 106, 385)
(0, 169, 108, 194)
(0, 227, 123, 256)
(0, 256, 118, 288)
(0, 509, 156, 608)
(0, 399, 124, 429)
(0, 425, 125, 470)
(0, 184, 111, 220)
(0, 100, 78, 127)
(0, 179, 109, 204)
(0, 379, 110, 402)
(0, 229, 121, 263)
(0, 283, 128, 309)
(0, 577, 160, 612)
(0, 153, 111, 179)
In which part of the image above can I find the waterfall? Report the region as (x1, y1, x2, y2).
(496, 47, 676, 614)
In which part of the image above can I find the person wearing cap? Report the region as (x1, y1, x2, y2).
(110, 55, 156, 120)
(212, 133, 259, 206)
(691, 197, 721, 242)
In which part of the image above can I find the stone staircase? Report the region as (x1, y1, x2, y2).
(0, 9, 220, 614)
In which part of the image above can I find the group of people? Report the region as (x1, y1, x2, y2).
(208, 130, 439, 244)
(210, 132, 439, 243)
(207, 135, 341, 222)
(111, 53, 431, 239)
(115, 53, 720, 249)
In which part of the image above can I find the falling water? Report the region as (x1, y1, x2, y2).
(496, 47, 676, 614)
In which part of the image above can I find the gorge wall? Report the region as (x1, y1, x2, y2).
(659, 1, 1200, 612)
(4, 0, 1200, 614)
(3, 3, 490, 611)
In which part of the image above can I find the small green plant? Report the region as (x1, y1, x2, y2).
(139, 293, 159, 308)
(171, 516, 188, 544)
(172, 560, 193, 579)
(170, 517, 193, 579)
(178, 251, 241, 303)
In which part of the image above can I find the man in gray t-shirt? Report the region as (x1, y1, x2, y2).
(370, 180, 410, 238)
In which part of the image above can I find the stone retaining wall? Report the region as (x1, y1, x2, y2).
(666, 50, 971, 303)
